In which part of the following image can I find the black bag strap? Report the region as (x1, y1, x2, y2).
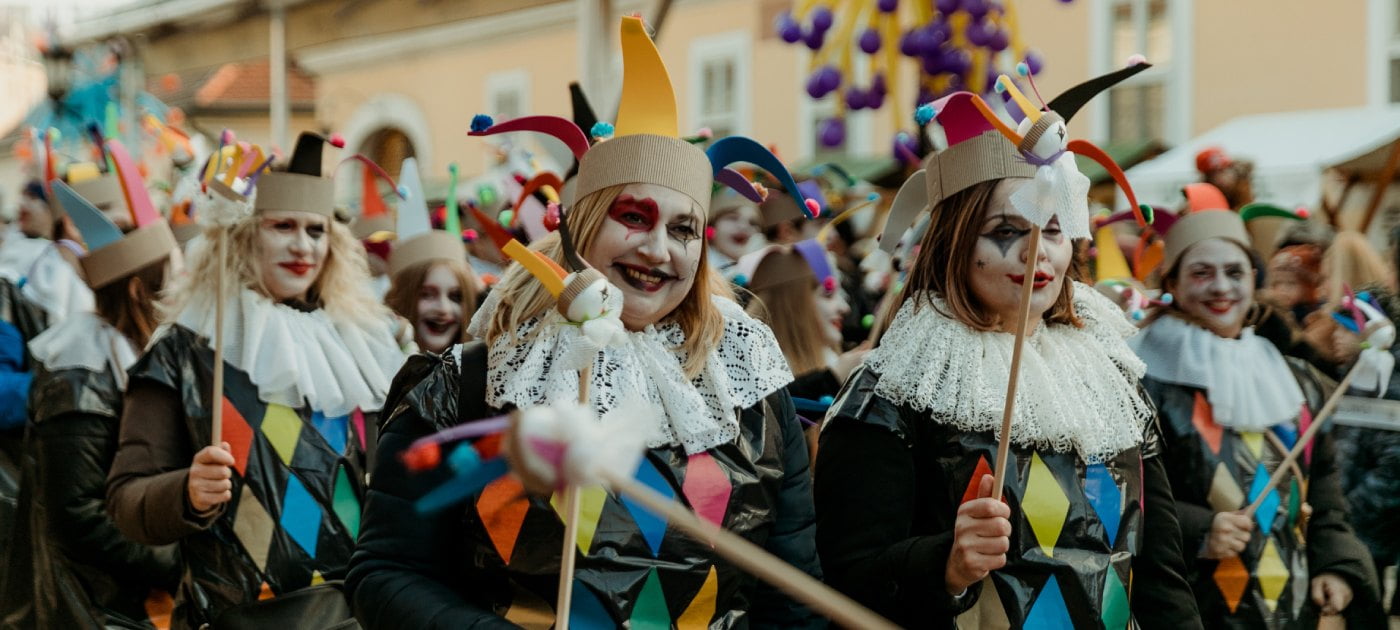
(455, 341, 493, 424)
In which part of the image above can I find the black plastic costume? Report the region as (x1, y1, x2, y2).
(347, 345, 824, 629)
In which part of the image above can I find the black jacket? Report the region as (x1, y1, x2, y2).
(347, 344, 825, 629)
(1, 361, 179, 629)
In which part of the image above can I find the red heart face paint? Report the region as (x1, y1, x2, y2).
(608, 194, 660, 234)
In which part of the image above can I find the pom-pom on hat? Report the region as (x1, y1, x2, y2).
(735, 239, 836, 295)
(388, 158, 468, 277)
(879, 59, 1153, 256)
(468, 16, 815, 219)
(51, 140, 176, 289)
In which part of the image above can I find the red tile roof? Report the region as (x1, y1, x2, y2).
(150, 58, 315, 111)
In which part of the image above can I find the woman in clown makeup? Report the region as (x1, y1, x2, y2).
(105, 133, 407, 628)
(1130, 188, 1383, 629)
(348, 16, 824, 629)
(814, 68, 1202, 628)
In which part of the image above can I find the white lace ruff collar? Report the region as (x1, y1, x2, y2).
(864, 282, 1153, 462)
(165, 289, 406, 416)
(1131, 314, 1305, 432)
(30, 311, 137, 380)
(465, 291, 793, 455)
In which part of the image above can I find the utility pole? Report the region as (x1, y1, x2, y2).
(269, 0, 288, 152)
(576, 0, 613, 119)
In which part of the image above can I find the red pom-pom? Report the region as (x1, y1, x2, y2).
(1296, 207, 1310, 219)
(805, 198, 822, 217)
(462, 228, 479, 242)
(401, 443, 441, 471)
(705, 226, 716, 240)
(328, 133, 346, 148)
(481, 273, 499, 285)
(543, 202, 561, 232)
(822, 276, 838, 293)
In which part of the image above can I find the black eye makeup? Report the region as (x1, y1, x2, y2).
(980, 215, 1033, 257)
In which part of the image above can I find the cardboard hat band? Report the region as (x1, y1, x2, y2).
(749, 248, 817, 293)
(389, 230, 467, 277)
(81, 222, 177, 289)
(253, 172, 337, 217)
(1162, 210, 1252, 276)
(574, 134, 712, 214)
(70, 175, 125, 212)
(557, 267, 607, 317)
(927, 131, 1038, 206)
(352, 214, 396, 241)
(760, 192, 805, 229)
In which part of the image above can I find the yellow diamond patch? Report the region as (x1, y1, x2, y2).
(1257, 538, 1290, 612)
(1023, 452, 1070, 557)
(261, 404, 302, 465)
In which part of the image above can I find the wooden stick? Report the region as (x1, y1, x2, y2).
(555, 367, 592, 629)
(210, 232, 226, 448)
(599, 470, 900, 630)
(1244, 365, 1359, 517)
(990, 225, 1041, 500)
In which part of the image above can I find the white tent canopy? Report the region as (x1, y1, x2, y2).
(1123, 106, 1400, 210)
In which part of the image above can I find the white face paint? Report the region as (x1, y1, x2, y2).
(813, 282, 849, 348)
(256, 210, 329, 302)
(967, 178, 1074, 331)
(1171, 238, 1254, 338)
(583, 183, 703, 331)
(709, 205, 760, 261)
(414, 262, 463, 354)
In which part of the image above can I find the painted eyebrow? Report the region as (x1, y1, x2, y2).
(981, 213, 1026, 227)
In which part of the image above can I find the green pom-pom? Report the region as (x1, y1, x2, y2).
(497, 209, 514, 226)
(1140, 204, 1155, 225)
(861, 314, 875, 329)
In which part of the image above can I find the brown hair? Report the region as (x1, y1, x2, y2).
(384, 258, 480, 346)
(745, 254, 831, 376)
(1146, 237, 1256, 331)
(890, 179, 1082, 339)
(95, 260, 168, 348)
(486, 184, 731, 379)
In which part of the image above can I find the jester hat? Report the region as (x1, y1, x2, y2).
(736, 239, 838, 297)
(469, 16, 816, 219)
(1239, 201, 1307, 260)
(879, 60, 1153, 255)
(389, 158, 468, 277)
(253, 132, 345, 217)
(1160, 183, 1252, 275)
(51, 139, 177, 288)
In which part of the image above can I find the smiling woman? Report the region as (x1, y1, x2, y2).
(384, 259, 478, 354)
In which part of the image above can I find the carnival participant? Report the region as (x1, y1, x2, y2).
(707, 190, 760, 271)
(0, 167, 181, 628)
(1131, 204, 1383, 627)
(106, 132, 407, 628)
(382, 158, 479, 354)
(8, 178, 94, 323)
(738, 241, 864, 401)
(815, 65, 1202, 628)
(347, 16, 823, 628)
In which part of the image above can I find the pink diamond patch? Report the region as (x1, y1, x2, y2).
(682, 452, 731, 526)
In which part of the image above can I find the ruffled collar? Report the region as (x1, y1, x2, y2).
(863, 282, 1152, 462)
(1131, 313, 1305, 431)
(165, 289, 406, 416)
(465, 290, 793, 454)
(30, 311, 137, 383)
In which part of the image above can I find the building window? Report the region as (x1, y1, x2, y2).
(484, 69, 530, 122)
(1103, 0, 1172, 144)
(689, 31, 750, 138)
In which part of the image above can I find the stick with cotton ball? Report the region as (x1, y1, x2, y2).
(1244, 291, 1395, 517)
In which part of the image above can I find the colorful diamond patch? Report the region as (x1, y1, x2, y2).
(621, 458, 673, 556)
(1257, 538, 1290, 612)
(279, 474, 321, 558)
(1247, 462, 1279, 532)
(1101, 570, 1130, 630)
(677, 567, 718, 629)
(1023, 574, 1072, 629)
(682, 452, 731, 527)
(1192, 392, 1222, 455)
(1214, 555, 1249, 613)
(478, 475, 529, 564)
(232, 485, 274, 571)
(551, 485, 609, 555)
(1241, 431, 1265, 460)
(332, 465, 360, 540)
(630, 568, 670, 629)
(568, 579, 614, 629)
(954, 576, 1009, 628)
(220, 397, 254, 475)
(310, 410, 348, 455)
(1207, 463, 1244, 513)
(1023, 453, 1069, 557)
(1084, 462, 1123, 546)
(262, 404, 302, 465)
(960, 455, 994, 505)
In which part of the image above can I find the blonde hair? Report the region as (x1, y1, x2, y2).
(162, 215, 388, 327)
(485, 184, 731, 379)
